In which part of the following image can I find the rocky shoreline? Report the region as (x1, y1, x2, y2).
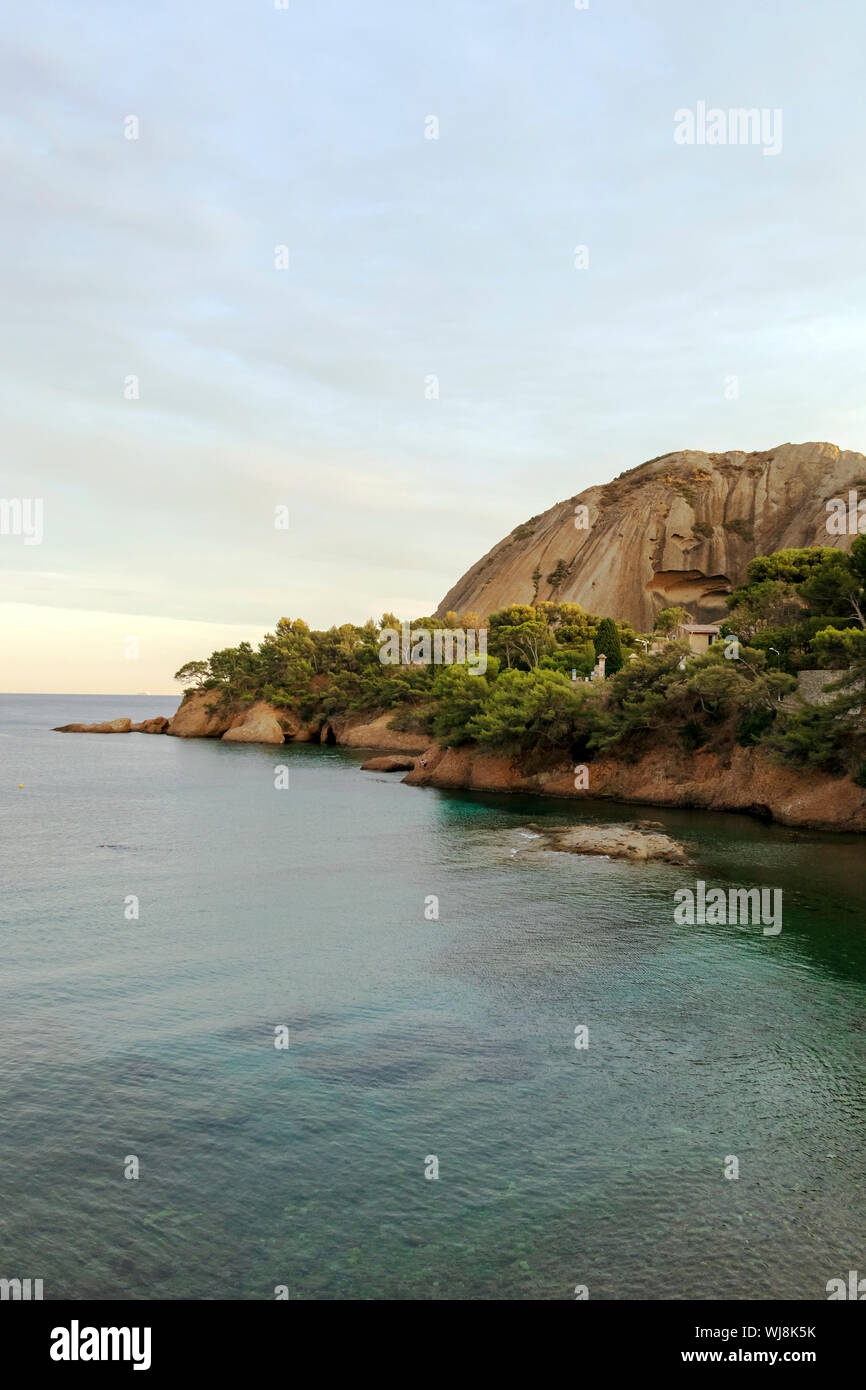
(55, 691, 866, 832)
(400, 741, 866, 833)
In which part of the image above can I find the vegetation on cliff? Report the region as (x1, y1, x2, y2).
(174, 543, 866, 782)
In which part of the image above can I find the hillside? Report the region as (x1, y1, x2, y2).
(436, 442, 866, 629)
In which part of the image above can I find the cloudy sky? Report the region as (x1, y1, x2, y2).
(2, 0, 864, 692)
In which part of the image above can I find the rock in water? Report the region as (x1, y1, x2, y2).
(360, 755, 417, 771)
(166, 692, 234, 739)
(523, 823, 688, 864)
(54, 718, 132, 733)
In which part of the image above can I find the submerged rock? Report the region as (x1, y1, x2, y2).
(522, 822, 688, 864)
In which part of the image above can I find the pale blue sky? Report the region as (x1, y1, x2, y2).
(2, 0, 865, 690)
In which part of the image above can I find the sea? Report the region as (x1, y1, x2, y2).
(1, 693, 864, 1299)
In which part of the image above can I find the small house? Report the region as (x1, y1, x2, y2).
(676, 623, 721, 654)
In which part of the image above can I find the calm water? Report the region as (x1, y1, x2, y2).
(1, 693, 864, 1300)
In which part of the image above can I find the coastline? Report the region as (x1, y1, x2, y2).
(54, 690, 866, 833)
(402, 740, 866, 834)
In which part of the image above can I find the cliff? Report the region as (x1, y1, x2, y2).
(436, 442, 866, 629)
(402, 740, 866, 833)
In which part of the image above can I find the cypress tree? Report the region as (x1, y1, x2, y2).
(594, 617, 624, 675)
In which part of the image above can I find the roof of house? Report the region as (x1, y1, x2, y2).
(681, 623, 721, 634)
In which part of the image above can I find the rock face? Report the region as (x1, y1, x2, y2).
(328, 711, 430, 752)
(166, 692, 234, 739)
(403, 740, 866, 832)
(437, 442, 866, 630)
(279, 711, 319, 742)
(780, 669, 857, 713)
(131, 716, 169, 734)
(162, 697, 427, 749)
(360, 755, 417, 771)
(222, 702, 286, 744)
(54, 718, 133, 733)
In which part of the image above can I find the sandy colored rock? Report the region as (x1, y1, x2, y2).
(164, 695, 424, 749)
(222, 701, 285, 744)
(328, 711, 430, 752)
(403, 740, 866, 832)
(360, 755, 416, 771)
(167, 692, 234, 739)
(532, 823, 688, 864)
(54, 718, 132, 733)
(437, 442, 866, 629)
(278, 711, 319, 741)
(130, 716, 169, 734)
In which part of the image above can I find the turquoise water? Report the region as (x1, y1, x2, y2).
(1, 693, 864, 1300)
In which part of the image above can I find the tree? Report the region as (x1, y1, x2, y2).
(811, 626, 866, 666)
(487, 605, 553, 669)
(468, 668, 597, 754)
(546, 558, 574, 596)
(741, 547, 842, 586)
(653, 606, 693, 636)
(174, 660, 209, 688)
(594, 617, 624, 674)
(430, 662, 498, 744)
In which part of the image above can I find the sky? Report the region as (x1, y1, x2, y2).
(2, 0, 865, 692)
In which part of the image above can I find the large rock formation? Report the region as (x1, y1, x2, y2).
(437, 442, 866, 630)
(327, 711, 431, 752)
(166, 692, 234, 738)
(221, 701, 286, 744)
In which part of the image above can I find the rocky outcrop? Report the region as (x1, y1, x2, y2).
(279, 712, 320, 742)
(57, 695, 427, 749)
(166, 692, 234, 739)
(131, 716, 169, 734)
(54, 717, 133, 733)
(327, 711, 430, 752)
(222, 702, 285, 744)
(55, 716, 170, 733)
(437, 442, 866, 629)
(360, 754, 417, 771)
(403, 740, 866, 832)
(520, 821, 688, 863)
